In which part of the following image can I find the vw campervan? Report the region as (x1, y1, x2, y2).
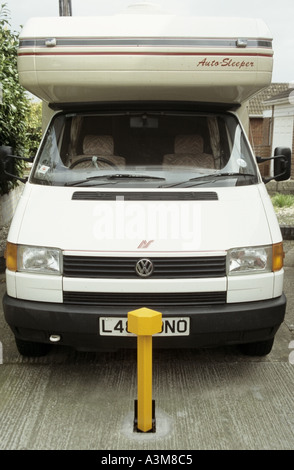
(2, 8, 291, 356)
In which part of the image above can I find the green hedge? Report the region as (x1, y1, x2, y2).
(0, 3, 41, 195)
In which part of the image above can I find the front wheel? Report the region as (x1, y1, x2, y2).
(15, 337, 52, 357)
(239, 338, 274, 356)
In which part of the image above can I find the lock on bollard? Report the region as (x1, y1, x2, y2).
(128, 307, 162, 433)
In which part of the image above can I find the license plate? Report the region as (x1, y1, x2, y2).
(99, 317, 190, 337)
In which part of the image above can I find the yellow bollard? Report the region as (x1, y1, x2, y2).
(128, 307, 162, 432)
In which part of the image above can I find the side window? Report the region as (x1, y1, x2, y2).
(32, 114, 66, 182)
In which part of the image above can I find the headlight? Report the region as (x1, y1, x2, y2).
(18, 245, 62, 275)
(6, 243, 62, 275)
(228, 243, 283, 276)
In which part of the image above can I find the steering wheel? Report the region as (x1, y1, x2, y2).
(69, 156, 119, 169)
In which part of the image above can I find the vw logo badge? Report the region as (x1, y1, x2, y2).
(135, 258, 154, 278)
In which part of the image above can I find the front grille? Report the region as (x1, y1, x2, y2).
(63, 255, 226, 279)
(63, 291, 226, 306)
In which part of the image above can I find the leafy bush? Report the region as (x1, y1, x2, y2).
(25, 100, 42, 157)
(271, 193, 294, 208)
(0, 3, 33, 194)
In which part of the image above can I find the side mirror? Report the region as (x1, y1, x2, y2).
(0, 145, 33, 183)
(0, 145, 16, 182)
(273, 147, 291, 181)
(256, 147, 292, 183)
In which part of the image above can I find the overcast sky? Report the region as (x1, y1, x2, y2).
(3, 0, 294, 83)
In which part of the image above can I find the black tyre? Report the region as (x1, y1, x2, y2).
(239, 337, 274, 356)
(15, 337, 52, 357)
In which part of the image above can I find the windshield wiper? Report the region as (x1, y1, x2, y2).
(160, 172, 257, 188)
(189, 172, 256, 182)
(65, 173, 166, 187)
(65, 175, 110, 186)
(107, 173, 165, 180)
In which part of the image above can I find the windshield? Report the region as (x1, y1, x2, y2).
(30, 110, 259, 188)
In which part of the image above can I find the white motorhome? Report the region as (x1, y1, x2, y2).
(2, 6, 291, 356)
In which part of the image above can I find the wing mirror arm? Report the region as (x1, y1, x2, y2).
(4, 154, 33, 183)
(0, 145, 34, 184)
(256, 147, 292, 184)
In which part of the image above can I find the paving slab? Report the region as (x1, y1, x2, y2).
(1, 357, 294, 450)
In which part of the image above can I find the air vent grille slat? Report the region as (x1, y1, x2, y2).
(72, 191, 218, 201)
(63, 291, 226, 306)
(63, 255, 226, 279)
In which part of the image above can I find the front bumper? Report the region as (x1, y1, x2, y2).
(3, 293, 286, 351)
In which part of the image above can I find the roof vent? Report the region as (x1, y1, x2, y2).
(236, 38, 248, 48)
